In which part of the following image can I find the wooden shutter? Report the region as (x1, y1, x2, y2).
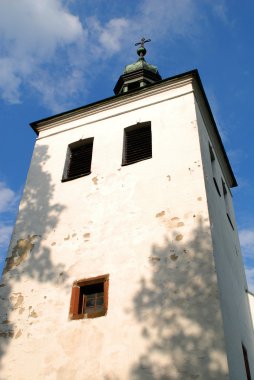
(69, 285, 80, 319)
(62, 146, 71, 180)
(103, 278, 109, 314)
(123, 123, 152, 165)
(62, 138, 94, 181)
(68, 142, 93, 178)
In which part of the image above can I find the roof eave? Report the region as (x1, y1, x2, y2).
(30, 69, 198, 134)
(30, 69, 237, 188)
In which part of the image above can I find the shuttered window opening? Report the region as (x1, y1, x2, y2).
(209, 143, 222, 196)
(242, 344, 252, 380)
(122, 122, 152, 166)
(222, 179, 234, 230)
(69, 274, 109, 320)
(62, 138, 93, 182)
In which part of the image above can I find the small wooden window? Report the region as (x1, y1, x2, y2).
(122, 122, 152, 166)
(62, 138, 94, 182)
(242, 344, 252, 380)
(69, 274, 109, 320)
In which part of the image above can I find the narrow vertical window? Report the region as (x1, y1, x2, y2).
(209, 143, 221, 196)
(62, 138, 94, 181)
(122, 122, 152, 166)
(242, 344, 252, 380)
(69, 274, 109, 320)
(222, 179, 234, 230)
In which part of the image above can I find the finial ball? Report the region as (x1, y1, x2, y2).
(137, 46, 147, 58)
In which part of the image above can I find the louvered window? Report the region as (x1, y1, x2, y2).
(69, 275, 109, 320)
(122, 122, 152, 166)
(62, 138, 93, 182)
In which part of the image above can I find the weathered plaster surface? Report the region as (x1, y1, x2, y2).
(0, 78, 251, 379)
(195, 98, 254, 379)
(4, 235, 40, 274)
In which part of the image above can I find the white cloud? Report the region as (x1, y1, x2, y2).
(135, 0, 198, 39)
(0, 0, 231, 111)
(245, 267, 254, 293)
(239, 228, 254, 259)
(207, 0, 229, 23)
(0, 182, 17, 213)
(0, 224, 13, 249)
(0, 182, 18, 265)
(238, 228, 254, 291)
(0, 0, 132, 111)
(88, 17, 130, 56)
(0, 1, 82, 57)
(0, 0, 84, 107)
(0, 58, 22, 103)
(29, 65, 87, 113)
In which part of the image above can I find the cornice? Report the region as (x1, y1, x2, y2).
(30, 70, 196, 135)
(30, 68, 237, 188)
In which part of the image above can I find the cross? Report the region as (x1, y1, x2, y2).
(135, 37, 151, 48)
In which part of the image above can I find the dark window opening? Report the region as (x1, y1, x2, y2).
(209, 143, 221, 196)
(213, 177, 221, 197)
(209, 144, 215, 162)
(62, 138, 93, 182)
(222, 180, 227, 197)
(227, 213, 234, 230)
(69, 274, 109, 320)
(122, 122, 152, 166)
(128, 81, 141, 91)
(222, 179, 234, 230)
(78, 282, 104, 315)
(242, 344, 252, 380)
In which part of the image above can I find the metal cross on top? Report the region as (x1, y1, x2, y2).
(135, 37, 151, 48)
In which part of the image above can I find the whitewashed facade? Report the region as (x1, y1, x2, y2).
(0, 70, 253, 380)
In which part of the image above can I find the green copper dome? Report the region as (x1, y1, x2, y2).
(124, 39, 159, 75)
(124, 58, 159, 75)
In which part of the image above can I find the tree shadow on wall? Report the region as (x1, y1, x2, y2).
(0, 144, 67, 369)
(131, 219, 228, 380)
(107, 219, 229, 380)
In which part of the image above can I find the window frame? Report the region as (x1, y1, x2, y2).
(122, 121, 152, 166)
(69, 274, 109, 320)
(62, 137, 94, 182)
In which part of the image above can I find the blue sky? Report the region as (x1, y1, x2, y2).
(0, 0, 254, 289)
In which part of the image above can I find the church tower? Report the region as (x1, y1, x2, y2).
(0, 39, 254, 380)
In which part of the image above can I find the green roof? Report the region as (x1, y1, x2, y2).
(124, 58, 159, 75)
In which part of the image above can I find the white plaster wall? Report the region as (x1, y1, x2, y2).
(195, 99, 254, 380)
(248, 293, 254, 328)
(0, 82, 230, 379)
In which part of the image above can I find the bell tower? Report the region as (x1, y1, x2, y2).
(0, 39, 254, 380)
